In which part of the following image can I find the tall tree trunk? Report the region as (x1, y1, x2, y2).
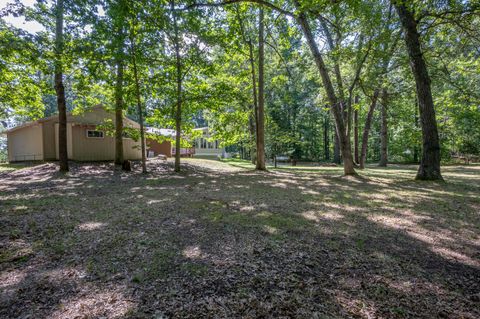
(394, 2, 443, 180)
(130, 34, 147, 173)
(248, 39, 257, 166)
(318, 17, 345, 103)
(172, 0, 182, 172)
(248, 112, 256, 164)
(333, 130, 341, 164)
(360, 89, 380, 169)
(114, 56, 124, 166)
(255, 8, 266, 170)
(319, 16, 343, 166)
(354, 96, 359, 164)
(235, 6, 258, 166)
(296, 8, 355, 175)
(379, 89, 388, 167)
(413, 98, 419, 163)
(323, 112, 330, 160)
(54, 0, 68, 172)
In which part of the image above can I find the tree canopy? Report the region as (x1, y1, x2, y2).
(1, 0, 479, 177)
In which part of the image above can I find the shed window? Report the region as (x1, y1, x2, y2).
(86, 130, 104, 138)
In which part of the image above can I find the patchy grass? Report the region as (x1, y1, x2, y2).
(0, 159, 479, 318)
(221, 157, 257, 169)
(0, 162, 39, 172)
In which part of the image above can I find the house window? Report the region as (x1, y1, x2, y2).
(215, 140, 219, 149)
(86, 130, 104, 138)
(201, 138, 207, 149)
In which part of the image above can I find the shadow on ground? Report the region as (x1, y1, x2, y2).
(0, 159, 479, 318)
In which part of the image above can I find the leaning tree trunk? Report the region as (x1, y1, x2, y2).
(255, 7, 266, 170)
(379, 89, 388, 167)
(360, 89, 380, 169)
(296, 9, 355, 175)
(54, 0, 68, 172)
(394, 2, 442, 180)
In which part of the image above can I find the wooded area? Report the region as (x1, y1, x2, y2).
(1, 0, 479, 176)
(0, 0, 479, 318)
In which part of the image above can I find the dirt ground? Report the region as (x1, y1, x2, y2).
(0, 159, 479, 318)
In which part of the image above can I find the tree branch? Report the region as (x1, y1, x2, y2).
(182, 0, 296, 18)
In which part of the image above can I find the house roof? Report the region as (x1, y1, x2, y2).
(3, 114, 56, 134)
(3, 105, 140, 134)
(146, 127, 176, 137)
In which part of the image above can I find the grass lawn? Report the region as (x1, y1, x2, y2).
(0, 162, 40, 173)
(0, 159, 479, 318)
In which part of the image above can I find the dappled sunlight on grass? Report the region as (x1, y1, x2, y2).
(0, 239, 34, 263)
(0, 162, 43, 173)
(301, 210, 345, 222)
(182, 245, 204, 259)
(430, 246, 480, 268)
(1, 159, 479, 318)
(50, 286, 135, 319)
(77, 222, 107, 231)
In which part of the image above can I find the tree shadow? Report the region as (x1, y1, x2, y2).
(0, 161, 479, 318)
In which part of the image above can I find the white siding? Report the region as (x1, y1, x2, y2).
(193, 128, 224, 157)
(7, 124, 44, 162)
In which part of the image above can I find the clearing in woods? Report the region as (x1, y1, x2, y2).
(0, 159, 479, 318)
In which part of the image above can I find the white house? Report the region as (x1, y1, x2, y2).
(144, 126, 224, 158)
(192, 127, 225, 157)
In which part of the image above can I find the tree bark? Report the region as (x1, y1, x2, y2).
(247, 39, 257, 165)
(379, 89, 388, 167)
(248, 112, 256, 164)
(354, 96, 359, 164)
(114, 56, 124, 166)
(323, 112, 330, 160)
(255, 8, 266, 170)
(130, 33, 147, 173)
(394, 2, 443, 180)
(172, 0, 182, 172)
(318, 17, 345, 103)
(54, 0, 68, 172)
(333, 129, 341, 164)
(413, 99, 419, 163)
(319, 17, 343, 166)
(235, 6, 258, 166)
(296, 9, 355, 175)
(360, 89, 380, 169)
